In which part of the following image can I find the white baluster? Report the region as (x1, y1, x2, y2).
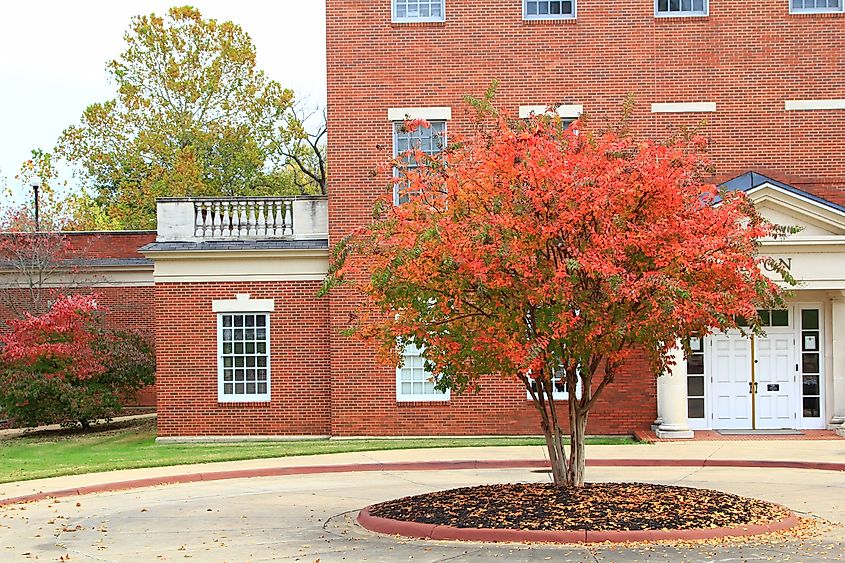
(256, 201, 266, 237)
(238, 201, 248, 237)
(221, 201, 231, 237)
(194, 203, 204, 237)
(285, 201, 293, 235)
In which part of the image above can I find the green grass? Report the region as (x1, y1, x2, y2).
(0, 418, 639, 484)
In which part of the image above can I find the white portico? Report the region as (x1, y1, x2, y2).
(656, 172, 845, 437)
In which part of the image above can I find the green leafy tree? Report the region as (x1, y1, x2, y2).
(58, 6, 322, 229)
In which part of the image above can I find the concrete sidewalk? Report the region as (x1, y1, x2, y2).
(2, 438, 844, 503)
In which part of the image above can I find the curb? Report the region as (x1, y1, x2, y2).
(1, 458, 843, 507)
(357, 507, 802, 544)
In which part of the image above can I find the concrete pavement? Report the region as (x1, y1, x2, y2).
(0, 440, 843, 561)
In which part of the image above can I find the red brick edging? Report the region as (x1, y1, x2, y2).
(1, 458, 842, 508)
(357, 506, 802, 544)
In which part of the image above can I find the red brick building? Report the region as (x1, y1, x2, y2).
(0, 231, 157, 406)
(21, 1, 845, 439)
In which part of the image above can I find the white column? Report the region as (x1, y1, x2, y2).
(656, 342, 695, 439)
(830, 295, 845, 435)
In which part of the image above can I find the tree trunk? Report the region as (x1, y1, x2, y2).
(567, 410, 588, 487)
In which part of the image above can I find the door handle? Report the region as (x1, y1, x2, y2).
(749, 381, 753, 394)
(754, 382, 758, 394)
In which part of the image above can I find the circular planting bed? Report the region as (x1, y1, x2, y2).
(358, 483, 800, 543)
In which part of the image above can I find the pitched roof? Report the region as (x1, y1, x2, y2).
(719, 171, 845, 214)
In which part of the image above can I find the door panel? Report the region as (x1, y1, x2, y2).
(709, 333, 752, 430)
(755, 334, 797, 429)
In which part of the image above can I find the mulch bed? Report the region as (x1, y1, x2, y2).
(368, 482, 791, 532)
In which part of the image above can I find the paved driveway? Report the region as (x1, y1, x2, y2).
(0, 465, 843, 562)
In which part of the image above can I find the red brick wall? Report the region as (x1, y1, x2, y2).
(155, 281, 331, 437)
(331, 340, 656, 436)
(325, 0, 845, 435)
(63, 231, 156, 259)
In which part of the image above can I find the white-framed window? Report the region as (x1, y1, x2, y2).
(790, 0, 843, 12)
(655, 0, 708, 16)
(526, 365, 582, 401)
(392, 120, 447, 204)
(217, 312, 270, 402)
(396, 342, 450, 402)
(393, 0, 445, 22)
(523, 0, 576, 19)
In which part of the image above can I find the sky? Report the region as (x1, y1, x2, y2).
(0, 0, 327, 203)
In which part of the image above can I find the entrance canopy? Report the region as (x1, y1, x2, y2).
(720, 172, 845, 290)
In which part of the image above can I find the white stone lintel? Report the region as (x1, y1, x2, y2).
(387, 107, 452, 121)
(651, 102, 717, 113)
(518, 104, 584, 119)
(785, 99, 845, 111)
(212, 294, 275, 313)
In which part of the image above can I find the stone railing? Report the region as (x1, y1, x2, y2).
(156, 196, 328, 242)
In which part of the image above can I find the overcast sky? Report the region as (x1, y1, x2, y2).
(0, 1, 326, 202)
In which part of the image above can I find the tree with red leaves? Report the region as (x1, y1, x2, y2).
(0, 294, 155, 428)
(322, 110, 794, 487)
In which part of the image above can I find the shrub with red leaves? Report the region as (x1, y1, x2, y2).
(0, 294, 155, 428)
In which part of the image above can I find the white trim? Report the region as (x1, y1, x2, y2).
(651, 102, 717, 113)
(212, 294, 275, 313)
(518, 104, 583, 119)
(654, 0, 709, 17)
(395, 343, 450, 402)
(387, 107, 452, 121)
(391, 0, 446, 23)
(217, 311, 271, 403)
(789, 0, 844, 14)
(785, 99, 845, 111)
(522, 0, 577, 20)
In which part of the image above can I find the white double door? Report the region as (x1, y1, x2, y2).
(709, 331, 797, 430)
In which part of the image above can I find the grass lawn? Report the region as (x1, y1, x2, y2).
(0, 418, 640, 484)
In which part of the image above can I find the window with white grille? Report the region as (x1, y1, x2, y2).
(392, 120, 446, 204)
(524, 0, 576, 19)
(396, 342, 449, 402)
(218, 313, 270, 402)
(655, 0, 708, 16)
(790, 0, 843, 12)
(393, 0, 445, 21)
(526, 364, 582, 400)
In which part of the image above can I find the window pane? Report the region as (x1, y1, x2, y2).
(687, 376, 705, 397)
(688, 398, 705, 418)
(757, 309, 771, 326)
(802, 353, 820, 374)
(687, 354, 704, 375)
(803, 397, 820, 417)
(771, 309, 789, 327)
(802, 374, 820, 396)
(801, 309, 819, 330)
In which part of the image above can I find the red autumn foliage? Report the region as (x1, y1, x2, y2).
(322, 111, 793, 486)
(0, 294, 155, 428)
(1, 294, 104, 380)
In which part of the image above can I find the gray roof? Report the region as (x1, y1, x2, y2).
(140, 239, 329, 253)
(719, 171, 845, 214)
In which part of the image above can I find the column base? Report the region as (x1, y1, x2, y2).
(651, 417, 663, 432)
(836, 422, 845, 438)
(829, 416, 845, 426)
(655, 425, 694, 439)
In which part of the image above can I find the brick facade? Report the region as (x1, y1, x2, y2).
(323, 0, 845, 436)
(154, 281, 331, 437)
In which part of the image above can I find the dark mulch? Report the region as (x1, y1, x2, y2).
(368, 483, 791, 532)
